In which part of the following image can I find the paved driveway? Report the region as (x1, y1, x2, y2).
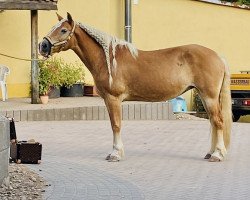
(16, 120, 250, 200)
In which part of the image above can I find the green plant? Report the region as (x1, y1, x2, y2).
(61, 62, 85, 88)
(38, 57, 64, 95)
(38, 58, 85, 95)
(220, 0, 250, 5)
(192, 89, 206, 112)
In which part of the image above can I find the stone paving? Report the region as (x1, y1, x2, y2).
(15, 119, 250, 200)
(0, 97, 174, 121)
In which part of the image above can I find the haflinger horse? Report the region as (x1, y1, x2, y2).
(39, 13, 232, 162)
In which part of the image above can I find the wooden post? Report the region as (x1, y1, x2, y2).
(31, 10, 39, 104)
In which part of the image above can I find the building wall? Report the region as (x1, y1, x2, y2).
(0, 0, 250, 109)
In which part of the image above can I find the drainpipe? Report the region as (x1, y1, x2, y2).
(125, 0, 132, 43)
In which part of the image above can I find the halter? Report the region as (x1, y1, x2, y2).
(44, 20, 76, 54)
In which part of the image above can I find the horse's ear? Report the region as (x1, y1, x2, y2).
(67, 12, 73, 25)
(56, 13, 63, 21)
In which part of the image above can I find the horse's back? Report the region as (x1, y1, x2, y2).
(119, 44, 225, 101)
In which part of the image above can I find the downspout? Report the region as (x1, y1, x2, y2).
(125, 0, 132, 43)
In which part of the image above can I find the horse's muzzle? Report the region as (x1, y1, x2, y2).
(39, 38, 52, 57)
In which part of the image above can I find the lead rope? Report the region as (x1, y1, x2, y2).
(0, 52, 46, 62)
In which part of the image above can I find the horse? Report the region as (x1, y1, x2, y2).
(39, 13, 232, 162)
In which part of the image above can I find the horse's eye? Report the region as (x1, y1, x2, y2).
(61, 29, 67, 34)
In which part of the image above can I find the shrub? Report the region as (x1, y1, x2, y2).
(60, 62, 85, 88)
(38, 58, 85, 95)
(192, 89, 206, 112)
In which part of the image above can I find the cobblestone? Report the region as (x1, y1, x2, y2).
(15, 120, 250, 200)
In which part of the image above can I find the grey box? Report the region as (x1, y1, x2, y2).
(0, 116, 10, 186)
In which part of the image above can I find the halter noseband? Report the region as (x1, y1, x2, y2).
(44, 20, 76, 54)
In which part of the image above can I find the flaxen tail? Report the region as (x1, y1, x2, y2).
(220, 58, 232, 149)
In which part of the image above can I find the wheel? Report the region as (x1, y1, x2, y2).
(233, 112, 241, 122)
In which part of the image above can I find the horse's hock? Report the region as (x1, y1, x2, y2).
(0, 116, 10, 187)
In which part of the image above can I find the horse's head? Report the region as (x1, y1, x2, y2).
(39, 13, 76, 57)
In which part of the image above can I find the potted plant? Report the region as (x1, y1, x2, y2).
(38, 58, 64, 103)
(46, 58, 64, 98)
(38, 61, 51, 104)
(60, 62, 85, 97)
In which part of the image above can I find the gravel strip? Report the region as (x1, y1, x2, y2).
(174, 113, 207, 120)
(0, 164, 46, 200)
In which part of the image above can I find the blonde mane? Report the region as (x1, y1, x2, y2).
(78, 22, 138, 86)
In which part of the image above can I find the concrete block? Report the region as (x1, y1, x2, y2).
(13, 111, 21, 121)
(92, 107, 99, 120)
(0, 116, 10, 186)
(55, 108, 74, 121)
(128, 104, 135, 120)
(162, 102, 169, 120)
(28, 110, 43, 121)
(60, 108, 74, 121)
(135, 104, 141, 120)
(20, 110, 28, 121)
(98, 106, 105, 120)
(104, 107, 109, 120)
(73, 107, 80, 120)
(27, 110, 35, 121)
(27, 110, 54, 121)
(146, 104, 152, 120)
(86, 107, 93, 120)
(140, 104, 146, 120)
(45, 109, 55, 121)
(168, 101, 175, 120)
(79, 107, 87, 120)
(55, 109, 61, 121)
(157, 103, 163, 120)
(151, 103, 158, 120)
(122, 104, 129, 120)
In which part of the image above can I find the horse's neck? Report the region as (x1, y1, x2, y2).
(72, 26, 107, 77)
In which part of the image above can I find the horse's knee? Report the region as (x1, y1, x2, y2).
(112, 124, 121, 134)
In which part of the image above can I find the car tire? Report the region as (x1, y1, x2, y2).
(233, 112, 241, 122)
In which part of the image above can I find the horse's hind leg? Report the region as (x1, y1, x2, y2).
(202, 97, 227, 162)
(104, 94, 124, 162)
(204, 126, 217, 159)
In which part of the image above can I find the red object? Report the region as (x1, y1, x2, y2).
(243, 100, 250, 106)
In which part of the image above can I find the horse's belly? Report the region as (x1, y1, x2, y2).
(125, 85, 187, 102)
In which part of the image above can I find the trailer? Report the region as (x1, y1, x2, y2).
(231, 71, 250, 122)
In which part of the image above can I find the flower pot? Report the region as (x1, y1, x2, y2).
(40, 95, 49, 104)
(83, 85, 99, 96)
(48, 86, 60, 99)
(60, 83, 84, 97)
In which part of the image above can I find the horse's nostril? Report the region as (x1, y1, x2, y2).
(42, 43, 47, 49)
(39, 38, 51, 56)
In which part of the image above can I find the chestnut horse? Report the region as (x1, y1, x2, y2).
(39, 13, 232, 162)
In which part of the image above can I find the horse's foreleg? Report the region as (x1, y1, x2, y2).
(104, 95, 124, 162)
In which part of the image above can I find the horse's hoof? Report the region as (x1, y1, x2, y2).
(105, 154, 111, 160)
(108, 155, 120, 162)
(209, 156, 221, 162)
(204, 153, 212, 159)
(105, 152, 121, 162)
